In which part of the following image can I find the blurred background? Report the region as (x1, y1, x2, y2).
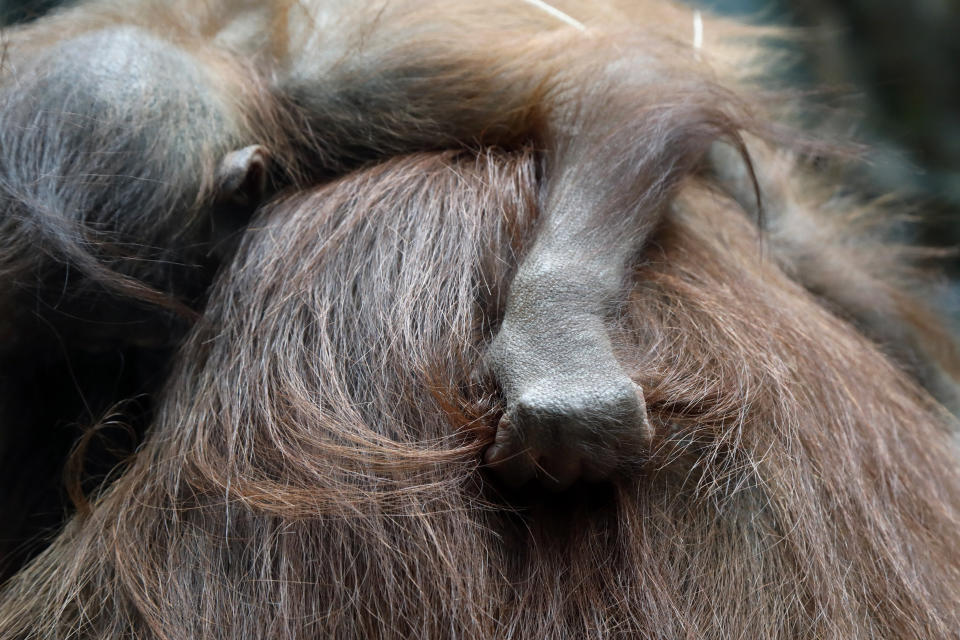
(698, 0, 960, 256)
(693, 0, 960, 335)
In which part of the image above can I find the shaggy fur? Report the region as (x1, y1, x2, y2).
(1, 148, 958, 638)
(0, 0, 777, 567)
(1, 1, 959, 637)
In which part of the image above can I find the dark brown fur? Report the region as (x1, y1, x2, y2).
(1, 2, 959, 636)
(0, 0, 776, 559)
(1, 146, 958, 638)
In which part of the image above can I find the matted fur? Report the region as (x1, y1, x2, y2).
(2, 148, 958, 638)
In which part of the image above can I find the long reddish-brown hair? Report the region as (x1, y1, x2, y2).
(1, 144, 958, 638)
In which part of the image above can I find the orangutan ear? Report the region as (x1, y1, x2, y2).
(216, 145, 270, 207)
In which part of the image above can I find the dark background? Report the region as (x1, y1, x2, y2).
(698, 0, 960, 265)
